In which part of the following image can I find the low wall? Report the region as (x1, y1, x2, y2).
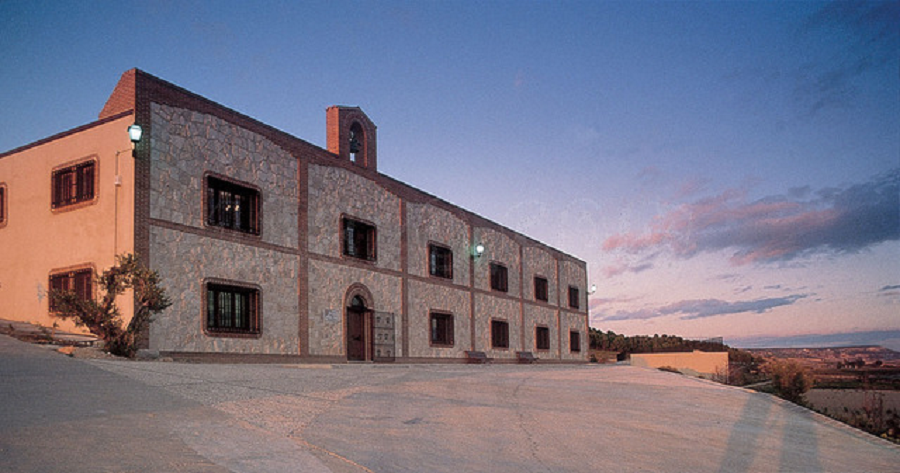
(630, 350, 728, 380)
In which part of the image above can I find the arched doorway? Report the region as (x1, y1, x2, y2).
(345, 288, 373, 362)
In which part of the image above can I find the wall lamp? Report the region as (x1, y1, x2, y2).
(474, 244, 485, 258)
(127, 124, 143, 158)
(128, 124, 143, 144)
(589, 284, 597, 295)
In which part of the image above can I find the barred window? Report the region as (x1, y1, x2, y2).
(49, 268, 93, 310)
(535, 326, 550, 350)
(52, 161, 95, 209)
(490, 263, 508, 293)
(206, 283, 260, 335)
(534, 276, 549, 302)
(429, 244, 453, 279)
(206, 176, 260, 234)
(430, 312, 454, 346)
(491, 319, 509, 349)
(343, 217, 376, 261)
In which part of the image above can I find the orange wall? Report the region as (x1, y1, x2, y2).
(0, 115, 136, 333)
(630, 351, 729, 379)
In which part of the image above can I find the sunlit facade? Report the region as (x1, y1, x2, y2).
(0, 69, 588, 363)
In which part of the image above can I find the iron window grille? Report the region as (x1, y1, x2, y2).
(51, 161, 95, 209)
(206, 283, 260, 335)
(343, 217, 377, 261)
(430, 312, 454, 346)
(428, 244, 453, 279)
(490, 263, 508, 293)
(206, 176, 260, 235)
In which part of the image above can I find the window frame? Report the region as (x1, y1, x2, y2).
(48, 267, 94, 312)
(205, 174, 261, 236)
(535, 325, 551, 351)
(491, 319, 510, 349)
(342, 216, 377, 262)
(568, 285, 580, 309)
(534, 276, 549, 302)
(490, 262, 509, 293)
(429, 311, 455, 347)
(570, 330, 582, 353)
(203, 280, 262, 337)
(51, 159, 97, 211)
(0, 183, 6, 227)
(428, 243, 453, 280)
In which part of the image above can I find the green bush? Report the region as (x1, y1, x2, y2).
(49, 253, 171, 358)
(764, 359, 813, 404)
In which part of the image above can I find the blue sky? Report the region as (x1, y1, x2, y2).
(2, 1, 897, 349)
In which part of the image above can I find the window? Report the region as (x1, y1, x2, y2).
(568, 286, 580, 309)
(206, 282, 260, 335)
(570, 331, 581, 353)
(490, 263, 508, 292)
(430, 312, 454, 346)
(49, 268, 93, 310)
(535, 326, 550, 350)
(429, 244, 453, 279)
(51, 161, 95, 209)
(206, 176, 260, 235)
(491, 320, 509, 349)
(0, 185, 6, 225)
(343, 217, 377, 261)
(534, 276, 549, 302)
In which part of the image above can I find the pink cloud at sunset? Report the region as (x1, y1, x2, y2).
(600, 295, 809, 322)
(602, 168, 899, 271)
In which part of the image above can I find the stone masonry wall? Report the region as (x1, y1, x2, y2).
(472, 227, 520, 296)
(406, 202, 470, 286)
(474, 293, 521, 359)
(149, 104, 300, 354)
(150, 103, 299, 248)
(306, 259, 402, 357)
(522, 245, 558, 305)
(560, 259, 588, 313)
(560, 312, 588, 360)
(523, 305, 559, 357)
(407, 280, 472, 358)
(307, 164, 401, 272)
(149, 227, 299, 353)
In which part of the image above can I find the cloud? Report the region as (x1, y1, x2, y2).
(599, 294, 807, 322)
(603, 261, 653, 278)
(603, 168, 899, 268)
(880, 284, 900, 292)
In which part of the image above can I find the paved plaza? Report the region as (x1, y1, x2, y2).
(1, 334, 898, 472)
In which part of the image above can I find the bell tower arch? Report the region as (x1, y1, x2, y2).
(327, 106, 377, 172)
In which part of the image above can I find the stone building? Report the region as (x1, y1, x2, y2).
(0, 69, 589, 363)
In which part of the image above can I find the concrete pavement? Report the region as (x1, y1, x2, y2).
(2, 334, 898, 472)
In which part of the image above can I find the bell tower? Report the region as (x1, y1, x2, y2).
(327, 106, 377, 172)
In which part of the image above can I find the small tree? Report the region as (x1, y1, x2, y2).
(49, 253, 171, 358)
(764, 359, 814, 404)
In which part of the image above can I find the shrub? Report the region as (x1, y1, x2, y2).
(764, 359, 814, 404)
(49, 253, 171, 358)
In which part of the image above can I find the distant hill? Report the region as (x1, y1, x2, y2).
(748, 346, 900, 368)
